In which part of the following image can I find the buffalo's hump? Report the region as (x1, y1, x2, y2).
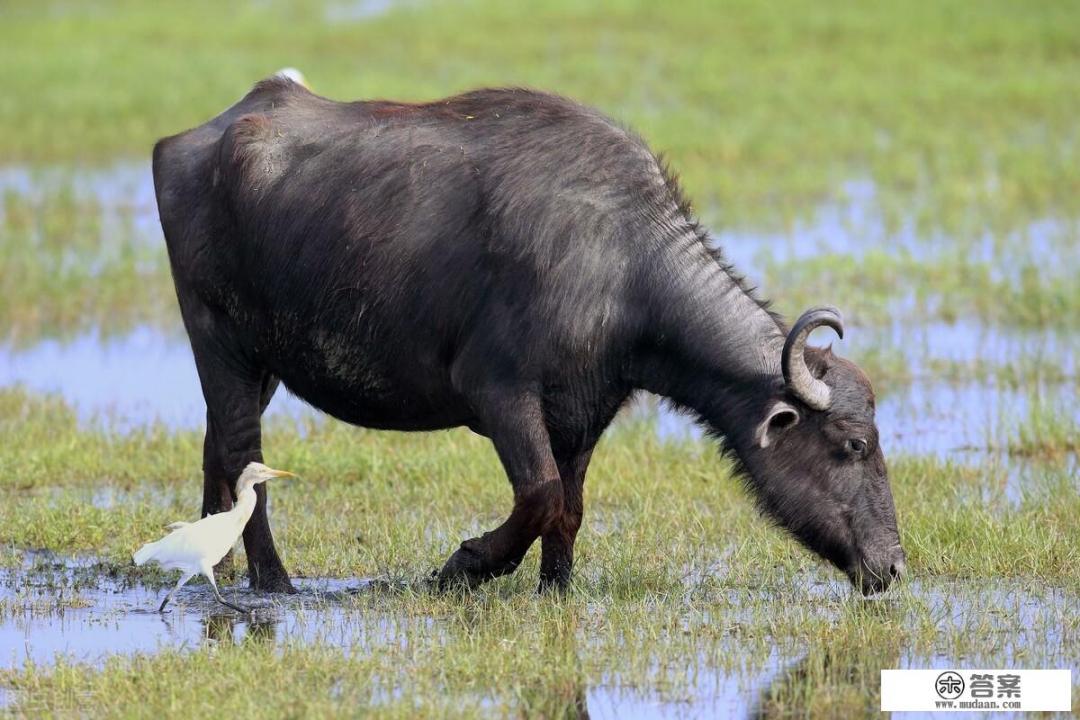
(151, 78, 699, 426)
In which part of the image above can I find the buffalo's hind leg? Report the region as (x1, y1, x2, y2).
(437, 390, 564, 589)
(187, 307, 294, 594)
(202, 372, 279, 517)
(201, 371, 290, 593)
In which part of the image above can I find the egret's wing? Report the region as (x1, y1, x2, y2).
(163, 512, 245, 567)
(164, 521, 191, 531)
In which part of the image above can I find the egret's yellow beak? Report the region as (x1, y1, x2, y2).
(269, 469, 299, 479)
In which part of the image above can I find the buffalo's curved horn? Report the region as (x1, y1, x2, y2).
(782, 306, 844, 411)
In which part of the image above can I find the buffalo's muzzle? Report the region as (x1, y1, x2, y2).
(854, 547, 906, 596)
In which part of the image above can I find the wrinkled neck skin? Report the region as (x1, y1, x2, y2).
(630, 242, 785, 466)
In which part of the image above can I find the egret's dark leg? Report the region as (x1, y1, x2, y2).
(204, 565, 249, 614)
(438, 389, 564, 589)
(538, 444, 595, 592)
(159, 572, 195, 613)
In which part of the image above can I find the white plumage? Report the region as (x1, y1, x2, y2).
(133, 462, 296, 612)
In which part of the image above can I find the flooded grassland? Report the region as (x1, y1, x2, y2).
(2, 0, 1080, 717)
(0, 162, 1076, 717)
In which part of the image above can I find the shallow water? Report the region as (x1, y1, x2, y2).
(0, 162, 160, 248)
(3, 323, 1075, 453)
(0, 326, 316, 431)
(713, 178, 1074, 283)
(0, 552, 375, 670)
(2, 163, 1077, 714)
(1, 553, 1075, 716)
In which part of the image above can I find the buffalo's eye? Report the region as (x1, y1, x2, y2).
(846, 438, 868, 456)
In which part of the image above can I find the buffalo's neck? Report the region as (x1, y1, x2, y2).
(629, 238, 785, 438)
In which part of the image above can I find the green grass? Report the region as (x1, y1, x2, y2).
(0, 386, 1077, 716)
(3, 0, 1080, 340)
(0, 182, 176, 344)
(2, 0, 1079, 715)
(1, 387, 1077, 582)
(2, 0, 1079, 234)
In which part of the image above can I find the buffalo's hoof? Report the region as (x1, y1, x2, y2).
(436, 541, 493, 591)
(538, 554, 573, 593)
(537, 572, 572, 595)
(249, 572, 297, 594)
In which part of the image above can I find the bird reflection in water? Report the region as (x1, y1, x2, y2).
(203, 612, 279, 646)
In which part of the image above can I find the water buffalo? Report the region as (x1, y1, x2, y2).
(152, 71, 905, 596)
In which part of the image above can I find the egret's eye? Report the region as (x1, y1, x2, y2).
(846, 438, 868, 455)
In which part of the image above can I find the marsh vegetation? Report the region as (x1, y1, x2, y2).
(0, 0, 1078, 716)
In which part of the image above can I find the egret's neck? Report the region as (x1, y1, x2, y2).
(232, 484, 259, 525)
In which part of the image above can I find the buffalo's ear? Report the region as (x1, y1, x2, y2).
(755, 400, 800, 448)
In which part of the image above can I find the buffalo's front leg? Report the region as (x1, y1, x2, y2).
(538, 444, 595, 592)
(438, 392, 563, 589)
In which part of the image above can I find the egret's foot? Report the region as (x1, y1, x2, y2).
(210, 585, 252, 614)
(436, 539, 521, 591)
(217, 598, 250, 614)
(158, 597, 171, 613)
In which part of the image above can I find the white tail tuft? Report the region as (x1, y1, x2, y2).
(275, 67, 307, 88)
(133, 540, 160, 566)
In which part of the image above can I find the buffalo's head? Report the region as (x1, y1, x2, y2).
(741, 307, 905, 595)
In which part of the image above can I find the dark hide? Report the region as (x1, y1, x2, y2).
(153, 76, 904, 594)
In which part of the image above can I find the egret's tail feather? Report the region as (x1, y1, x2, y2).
(133, 540, 161, 566)
(164, 521, 190, 531)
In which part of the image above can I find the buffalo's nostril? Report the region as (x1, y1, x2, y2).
(889, 560, 905, 579)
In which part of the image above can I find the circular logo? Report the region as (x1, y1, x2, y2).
(936, 671, 965, 700)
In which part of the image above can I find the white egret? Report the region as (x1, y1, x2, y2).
(133, 462, 297, 612)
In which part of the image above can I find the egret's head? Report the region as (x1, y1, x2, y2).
(236, 462, 297, 494)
